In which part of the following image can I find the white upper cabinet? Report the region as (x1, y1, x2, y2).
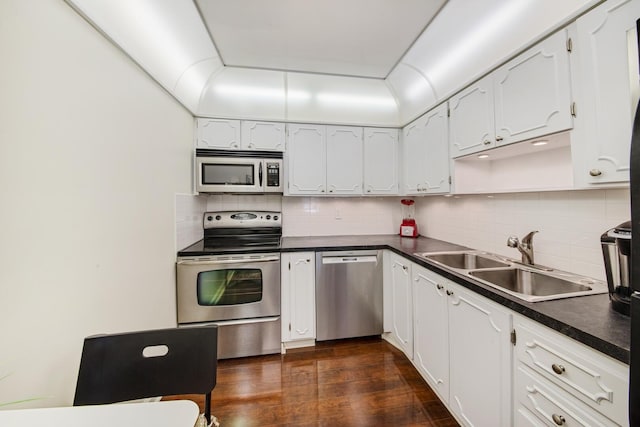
(195, 118, 241, 149)
(449, 74, 496, 157)
(241, 121, 285, 151)
(326, 126, 363, 195)
(571, 0, 640, 185)
(494, 29, 573, 147)
(449, 29, 573, 158)
(363, 128, 399, 195)
(403, 103, 450, 194)
(286, 123, 327, 195)
(287, 124, 399, 196)
(196, 118, 285, 151)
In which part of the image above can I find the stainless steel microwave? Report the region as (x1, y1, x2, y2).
(195, 149, 283, 194)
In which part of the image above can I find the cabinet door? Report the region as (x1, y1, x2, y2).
(241, 121, 285, 151)
(287, 124, 326, 195)
(402, 114, 430, 194)
(390, 254, 413, 357)
(422, 103, 450, 194)
(412, 265, 449, 401)
(326, 126, 363, 195)
(281, 252, 316, 342)
(449, 74, 495, 158)
(363, 128, 398, 195)
(196, 118, 241, 149)
(573, 0, 640, 184)
(447, 283, 512, 427)
(494, 30, 573, 147)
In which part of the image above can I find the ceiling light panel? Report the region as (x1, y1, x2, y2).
(195, 0, 446, 78)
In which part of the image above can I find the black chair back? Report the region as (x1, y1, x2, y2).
(74, 326, 217, 422)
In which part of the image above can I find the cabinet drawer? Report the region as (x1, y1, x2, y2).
(515, 364, 620, 427)
(515, 317, 628, 425)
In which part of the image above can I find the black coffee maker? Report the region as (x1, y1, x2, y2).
(601, 221, 632, 315)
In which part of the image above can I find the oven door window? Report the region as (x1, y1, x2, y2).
(197, 268, 262, 305)
(201, 163, 255, 186)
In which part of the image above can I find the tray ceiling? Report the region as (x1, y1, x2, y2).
(195, 0, 447, 78)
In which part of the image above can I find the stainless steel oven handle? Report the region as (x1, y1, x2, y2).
(177, 256, 280, 266)
(181, 317, 280, 327)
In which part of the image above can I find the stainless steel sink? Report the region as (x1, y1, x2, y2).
(468, 268, 604, 302)
(417, 251, 510, 270)
(414, 250, 608, 302)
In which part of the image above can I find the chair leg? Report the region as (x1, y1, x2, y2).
(205, 392, 211, 425)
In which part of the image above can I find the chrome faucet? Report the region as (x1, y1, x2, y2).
(507, 231, 539, 265)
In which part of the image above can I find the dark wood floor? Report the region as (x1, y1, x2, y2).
(165, 337, 459, 427)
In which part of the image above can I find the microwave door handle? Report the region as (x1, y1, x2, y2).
(258, 162, 263, 187)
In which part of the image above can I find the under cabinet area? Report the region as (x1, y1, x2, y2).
(513, 314, 629, 427)
(281, 252, 316, 349)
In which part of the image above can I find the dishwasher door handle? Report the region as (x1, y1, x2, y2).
(322, 256, 378, 264)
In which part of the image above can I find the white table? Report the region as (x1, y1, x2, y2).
(0, 400, 199, 427)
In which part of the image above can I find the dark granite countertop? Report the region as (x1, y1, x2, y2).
(179, 234, 630, 364)
(282, 234, 631, 364)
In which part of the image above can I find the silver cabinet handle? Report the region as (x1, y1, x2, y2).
(551, 364, 565, 375)
(552, 414, 566, 425)
(446, 290, 453, 296)
(436, 284, 444, 290)
(589, 169, 602, 177)
(402, 265, 408, 271)
(496, 136, 504, 142)
(483, 140, 491, 145)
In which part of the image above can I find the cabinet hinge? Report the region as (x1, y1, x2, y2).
(566, 37, 573, 53)
(510, 329, 517, 346)
(288, 262, 291, 270)
(448, 176, 452, 185)
(289, 323, 291, 332)
(570, 102, 577, 118)
(447, 108, 451, 118)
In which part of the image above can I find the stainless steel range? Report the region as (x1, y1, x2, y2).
(176, 211, 282, 359)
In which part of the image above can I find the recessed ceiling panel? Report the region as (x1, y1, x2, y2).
(196, 0, 446, 78)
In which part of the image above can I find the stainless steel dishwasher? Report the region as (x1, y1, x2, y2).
(315, 250, 383, 341)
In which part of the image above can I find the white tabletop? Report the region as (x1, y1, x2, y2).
(0, 400, 199, 427)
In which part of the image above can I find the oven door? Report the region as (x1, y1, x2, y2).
(176, 254, 280, 324)
(195, 156, 263, 193)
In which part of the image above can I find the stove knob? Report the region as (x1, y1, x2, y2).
(207, 216, 213, 221)
(266, 215, 271, 220)
(215, 215, 222, 221)
(274, 215, 279, 220)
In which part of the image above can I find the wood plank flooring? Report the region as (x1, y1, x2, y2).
(164, 337, 459, 426)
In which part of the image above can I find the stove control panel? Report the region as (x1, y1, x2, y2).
(204, 211, 282, 229)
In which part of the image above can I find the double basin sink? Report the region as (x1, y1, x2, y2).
(414, 251, 607, 302)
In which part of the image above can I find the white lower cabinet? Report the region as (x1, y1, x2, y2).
(386, 252, 413, 356)
(412, 264, 512, 427)
(281, 252, 316, 346)
(513, 314, 629, 427)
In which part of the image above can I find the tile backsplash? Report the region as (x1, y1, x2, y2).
(415, 188, 630, 281)
(282, 197, 401, 236)
(176, 188, 630, 281)
(175, 193, 207, 251)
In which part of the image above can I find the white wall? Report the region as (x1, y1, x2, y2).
(415, 189, 630, 281)
(0, 0, 193, 408)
